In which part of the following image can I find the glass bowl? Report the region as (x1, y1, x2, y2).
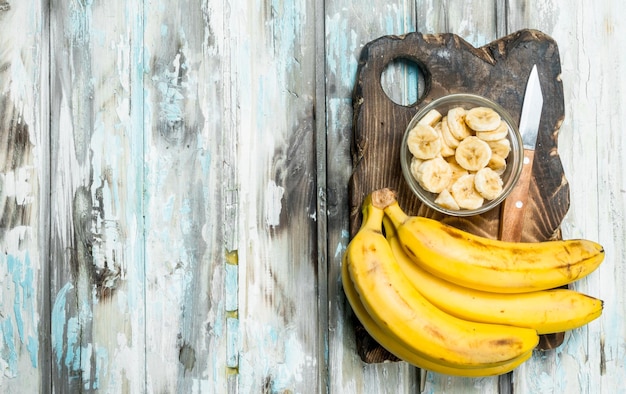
(400, 93, 523, 217)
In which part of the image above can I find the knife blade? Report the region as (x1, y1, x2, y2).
(498, 65, 543, 242)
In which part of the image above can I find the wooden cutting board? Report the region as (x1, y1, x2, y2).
(348, 29, 570, 363)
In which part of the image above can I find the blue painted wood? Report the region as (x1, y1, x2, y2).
(0, 0, 624, 393)
(0, 1, 48, 392)
(47, 1, 147, 392)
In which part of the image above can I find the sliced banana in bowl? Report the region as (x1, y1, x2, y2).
(454, 136, 492, 172)
(400, 94, 523, 217)
(414, 157, 453, 194)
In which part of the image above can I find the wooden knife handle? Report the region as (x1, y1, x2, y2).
(499, 149, 535, 242)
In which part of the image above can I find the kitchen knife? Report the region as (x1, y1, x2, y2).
(498, 65, 543, 242)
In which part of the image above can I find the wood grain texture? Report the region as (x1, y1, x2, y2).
(0, 0, 624, 393)
(48, 1, 147, 392)
(228, 1, 321, 392)
(142, 0, 229, 391)
(0, 2, 48, 392)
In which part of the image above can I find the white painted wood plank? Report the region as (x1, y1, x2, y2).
(48, 1, 146, 391)
(0, 1, 48, 392)
(325, 1, 421, 393)
(141, 0, 230, 391)
(228, 1, 321, 392)
(416, 0, 497, 47)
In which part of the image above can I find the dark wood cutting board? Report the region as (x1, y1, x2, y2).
(348, 29, 570, 364)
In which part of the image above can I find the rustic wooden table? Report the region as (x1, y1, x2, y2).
(0, 1, 624, 393)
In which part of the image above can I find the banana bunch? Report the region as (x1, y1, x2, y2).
(342, 188, 605, 376)
(407, 106, 511, 210)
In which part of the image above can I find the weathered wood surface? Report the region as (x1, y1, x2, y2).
(0, 0, 624, 393)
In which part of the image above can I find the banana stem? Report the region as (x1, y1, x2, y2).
(383, 201, 409, 229)
(360, 196, 385, 233)
(370, 188, 409, 230)
(371, 188, 397, 210)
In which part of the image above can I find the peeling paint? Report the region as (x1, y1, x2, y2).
(51, 280, 110, 390)
(334, 229, 349, 258)
(264, 180, 284, 227)
(5, 0, 624, 393)
(239, 322, 314, 394)
(0, 226, 39, 379)
(1, 318, 18, 377)
(51, 282, 72, 368)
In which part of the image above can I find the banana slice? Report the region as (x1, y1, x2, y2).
(409, 156, 424, 180)
(450, 174, 484, 210)
(440, 141, 456, 158)
(454, 136, 492, 171)
(418, 108, 443, 126)
(487, 138, 511, 158)
(435, 122, 456, 157)
(407, 123, 442, 160)
(465, 107, 502, 132)
(434, 188, 460, 211)
(446, 107, 472, 140)
(474, 167, 504, 200)
(440, 116, 461, 149)
(487, 154, 507, 175)
(476, 120, 509, 141)
(446, 157, 470, 188)
(415, 157, 453, 193)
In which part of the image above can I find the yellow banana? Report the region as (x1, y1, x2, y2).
(344, 194, 539, 369)
(383, 216, 603, 335)
(378, 188, 605, 293)
(341, 253, 533, 376)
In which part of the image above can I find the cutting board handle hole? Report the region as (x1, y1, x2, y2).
(380, 57, 427, 107)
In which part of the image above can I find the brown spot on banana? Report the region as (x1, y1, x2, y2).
(404, 244, 418, 259)
(423, 324, 446, 342)
(489, 338, 518, 348)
